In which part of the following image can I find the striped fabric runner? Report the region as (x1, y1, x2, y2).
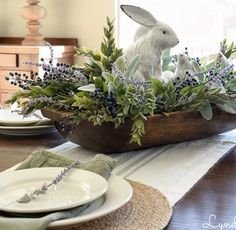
(50, 129, 236, 205)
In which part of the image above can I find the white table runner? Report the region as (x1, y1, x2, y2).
(49, 129, 236, 206)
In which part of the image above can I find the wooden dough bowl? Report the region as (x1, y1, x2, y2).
(41, 108, 236, 153)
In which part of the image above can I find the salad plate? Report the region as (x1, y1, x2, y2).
(0, 168, 108, 213)
(0, 109, 51, 126)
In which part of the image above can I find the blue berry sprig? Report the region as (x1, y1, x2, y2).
(91, 88, 118, 117)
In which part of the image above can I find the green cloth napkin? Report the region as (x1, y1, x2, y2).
(17, 150, 115, 180)
(0, 151, 116, 230)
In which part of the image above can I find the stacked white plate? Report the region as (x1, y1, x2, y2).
(0, 109, 56, 136)
(0, 168, 133, 228)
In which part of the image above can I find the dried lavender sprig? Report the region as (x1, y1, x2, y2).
(217, 64, 234, 76)
(192, 64, 234, 80)
(17, 160, 80, 204)
(112, 63, 125, 81)
(7, 64, 88, 89)
(20, 97, 55, 115)
(46, 42, 54, 65)
(206, 65, 234, 85)
(23, 61, 41, 67)
(23, 42, 54, 67)
(134, 81, 152, 89)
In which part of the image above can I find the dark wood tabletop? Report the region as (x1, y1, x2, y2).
(0, 131, 235, 229)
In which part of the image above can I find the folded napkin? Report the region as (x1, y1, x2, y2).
(0, 151, 116, 230)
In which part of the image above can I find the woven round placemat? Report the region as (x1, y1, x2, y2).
(66, 180, 172, 230)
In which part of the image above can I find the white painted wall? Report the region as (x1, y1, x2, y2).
(0, 0, 115, 52)
(117, 0, 235, 57)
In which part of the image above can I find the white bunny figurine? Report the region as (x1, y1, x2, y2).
(175, 54, 201, 81)
(120, 5, 179, 81)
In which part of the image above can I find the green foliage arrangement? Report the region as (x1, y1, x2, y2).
(5, 18, 236, 145)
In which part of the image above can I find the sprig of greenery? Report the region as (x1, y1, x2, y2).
(151, 78, 230, 118)
(75, 17, 123, 79)
(220, 38, 236, 59)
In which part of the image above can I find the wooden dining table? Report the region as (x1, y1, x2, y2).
(0, 131, 235, 229)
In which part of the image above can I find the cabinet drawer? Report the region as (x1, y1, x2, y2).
(0, 54, 18, 67)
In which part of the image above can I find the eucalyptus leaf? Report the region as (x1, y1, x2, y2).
(92, 60, 105, 72)
(162, 49, 171, 57)
(151, 78, 164, 93)
(216, 100, 236, 114)
(30, 86, 42, 94)
(94, 78, 104, 89)
(164, 65, 175, 72)
(42, 87, 55, 96)
(101, 43, 107, 56)
(102, 72, 115, 83)
(162, 112, 170, 117)
(229, 85, 236, 92)
(162, 54, 172, 71)
(102, 72, 117, 93)
(179, 86, 190, 95)
(220, 52, 231, 68)
(115, 56, 126, 73)
(116, 84, 126, 96)
(123, 104, 130, 115)
(124, 54, 141, 79)
(228, 78, 236, 92)
(205, 61, 215, 69)
(209, 79, 226, 94)
(199, 102, 212, 120)
(197, 73, 207, 83)
(108, 82, 116, 93)
(78, 84, 96, 92)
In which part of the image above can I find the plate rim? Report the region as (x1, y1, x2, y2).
(0, 124, 56, 136)
(0, 109, 50, 125)
(0, 124, 55, 130)
(0, 168, 108, 213)
(49, 174, 133, 228)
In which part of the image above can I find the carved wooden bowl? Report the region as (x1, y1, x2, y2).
(41, 108, 236, 153)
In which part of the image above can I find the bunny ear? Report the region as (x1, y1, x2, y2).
(120, 5, 157, 27)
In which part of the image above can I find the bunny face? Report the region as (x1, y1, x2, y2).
(177, 54, 192, 68)
(150, 23, 179, 50)
(135, 23, 179, 50)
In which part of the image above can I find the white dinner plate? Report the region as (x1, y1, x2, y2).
(0, 125, 56, 136)
(0, 168, 108, 213)
(49, 174, 133, 228)
(0, 109, 51, 126)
